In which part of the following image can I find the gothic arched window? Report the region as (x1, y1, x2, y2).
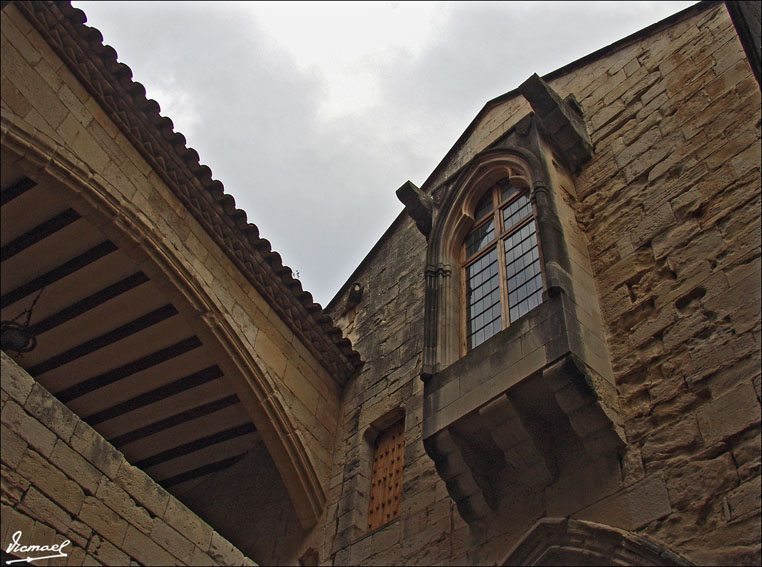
(463, 178, 544, 350)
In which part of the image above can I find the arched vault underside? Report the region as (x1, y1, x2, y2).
(1, 120, 327, 529)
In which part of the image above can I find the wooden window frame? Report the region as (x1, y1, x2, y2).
(461, 178, 545, 353)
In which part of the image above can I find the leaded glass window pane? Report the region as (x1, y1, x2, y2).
(465, 219, 495, 258)
(473, 191, 494, 221)
(466, 248, 501, 349)
(504, 220, 543, 323)
(499, 181, 520, 204)
(502, 193, 532, 233)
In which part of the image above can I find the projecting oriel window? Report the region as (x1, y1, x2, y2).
(463, 179, 544, 350)
(367, 419, 405, 531)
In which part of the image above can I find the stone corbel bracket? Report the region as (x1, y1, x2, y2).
(397, 180, 433, 238)
(543, 356, 625, 459)
(478, 394, 556, 488)
(423, 428, 495, 524)
(518, 73, 593, 173)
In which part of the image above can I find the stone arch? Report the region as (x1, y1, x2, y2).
(1, 117, 325, 528)
(501, 518, 693, 566)
(428, 147, 543, 268)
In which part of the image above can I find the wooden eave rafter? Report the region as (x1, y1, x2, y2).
(1, 171, 261, 493)
(13, 0, 362, 383)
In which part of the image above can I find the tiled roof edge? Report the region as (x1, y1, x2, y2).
(15, 0, 362, 382)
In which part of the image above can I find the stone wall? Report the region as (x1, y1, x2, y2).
(325, 3, 760, 566)
(569, 4, 761, 565)
(1, 352, 254, 566)
(326, 213, 431, 565)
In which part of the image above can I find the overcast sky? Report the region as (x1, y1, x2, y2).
(72, 1, 696, 307)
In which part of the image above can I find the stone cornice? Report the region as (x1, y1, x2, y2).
(14, 1, 362, 383)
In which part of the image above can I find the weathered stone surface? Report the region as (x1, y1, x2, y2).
(1, 465, 29, 507)
(95, 478, 152, 535)
(150, 518, 195, 564)
(729, 427, 762, 482)
(641, 417, 702, 467)
(78, 496, 129, 548)
(1, 401, 57, 458)
(209, 531, 245, 566)
(190, 546, 218, 566)
(19, 487, 91, 548)
(114, 462, 170, 518)
(675, 515, 761, 567)
(24, 384, 79, 443)
(1, 423, 28, 469)
(163, 495, 213, 551)
(87, 535, 131, 566)
(666, 451, 739, 509)
(65, 546, 88, 566)
(1, 505, 34, 551)
(50, 440, 102, 496)
(697, 382, 761, 446)
(121, 524, 178, 566)
(16, 450, 85, 516)
(576, 473, 672, 530)
(726, 475, 762, 522)
(1, 352, 34, 405)
(69, 422, 123, 481)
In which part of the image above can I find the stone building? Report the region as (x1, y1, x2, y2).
(1, 1, 760, 566)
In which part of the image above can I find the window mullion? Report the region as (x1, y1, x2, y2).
(496, 202, 511, 329)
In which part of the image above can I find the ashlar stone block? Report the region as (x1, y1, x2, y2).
(78, 496, 128, 548)
(209, 531, 245, 566)
(19, 487, 91, 548)
(120, 524, 177, 566)
(94, 477, 152, 535)
(575, 473, 672, 531)
(150, 518, 195, 564)
(24, 384, 79, 443)
(697, 382, 761, 446)
(69, 422, 123, 480)
(163, 496, 213, 551)
(50, 440, 102, 496)
(726, 476, 762, 521)
(114, 462, 170, 518)
(16, 449, 85, 516)
(1, 423, 28, 469)
(1, 352, 34, 405)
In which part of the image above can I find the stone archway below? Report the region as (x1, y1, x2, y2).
(501, 517, 693, 566)
(1, 121, 327, 532)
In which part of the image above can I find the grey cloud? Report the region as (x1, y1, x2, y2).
(73, 1, 696, 305)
